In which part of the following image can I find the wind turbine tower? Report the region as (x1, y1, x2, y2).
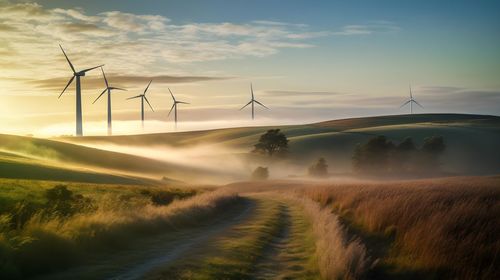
(127, 80, 154, 128)
(400, 84, 424, 114)
(240, 83, 268, 120)
(93, 67, 126, 135)
(59, 45, 103, 136)
(167, 88, 189, 129)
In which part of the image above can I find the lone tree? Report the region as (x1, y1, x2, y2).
(253, 129, 289, 157)
(252, 166, 269, 180)
(308, 157, 328, 178)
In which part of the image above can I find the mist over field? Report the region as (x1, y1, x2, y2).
(1, 0, 500, 279)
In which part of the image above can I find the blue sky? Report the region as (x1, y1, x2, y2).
(1, 0, 499, 135)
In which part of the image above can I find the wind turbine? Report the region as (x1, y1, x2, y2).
(92, 67, 126, 135)
(400, 84, 423, 114)
(127, 80, 154, 128)
(240, 83, 268, 120)
(167, 88, 189, 129)
(58, 45, 103, 136)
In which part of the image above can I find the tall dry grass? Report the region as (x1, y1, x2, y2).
(285, 194, 369, 279)
(0, 189, 239, 279)
(299, 176, 500, 279)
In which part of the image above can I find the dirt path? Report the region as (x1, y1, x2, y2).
(36, 199, 255, 280)
(37, 194, 320, 280)
(146, 194, 319, 279)
(253, 198, 318, 280)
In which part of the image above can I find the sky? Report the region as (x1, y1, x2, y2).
(1, 0, 499, 136)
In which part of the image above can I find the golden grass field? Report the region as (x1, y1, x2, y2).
(0, 114, 499, 279)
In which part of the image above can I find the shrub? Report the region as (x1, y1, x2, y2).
(44, 185, 95, 217)
(251, 166, 269, 180)
(308, 157, 329, 178)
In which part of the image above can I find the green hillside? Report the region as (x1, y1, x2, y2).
(1, 114, 499, 184)
(61, 114, 500, 175)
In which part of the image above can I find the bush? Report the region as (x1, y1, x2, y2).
(149, 190, 197, 206)
(45, 185, 95, 217)
(308, 158, 329, 178)
(251, 166, 269, 180)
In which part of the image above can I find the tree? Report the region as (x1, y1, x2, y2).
(421, 136, 446, 154)
(308, 157, 329, 177)
(419, 136, 446, 171)
(252, 166, 269, 180)
(353, 136, 395, 173)
(253, 129, 289, 157)
(392, 137, 417, 172)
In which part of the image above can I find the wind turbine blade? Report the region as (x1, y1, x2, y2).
(168, 88, 176, 101)
(101, 67, 109, 88)
(413, 100, 424, 108)
(254, 100, 268, 109)
(59, 75, 75, 98)
(144, 96, 154, 111)
(239, 100, 252, 110)
(92, 88, 107, 104)
(126, 95, 142, 100)
(110, 87, 127, 91)
(177, 101, 190, 104)
(144, 80, 152, 95)
(59, 45, 75, 73)
(168, 104, 175, 116)
(81, 64, 104, 73)
(409, 84, 413, 99)
(251, 83, 254, 100)
(399, 100, 411, 108)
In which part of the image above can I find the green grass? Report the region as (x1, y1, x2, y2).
(59, 113, 500, 176)
(153, 196, 320, 279)
(0, 182, 235, 279)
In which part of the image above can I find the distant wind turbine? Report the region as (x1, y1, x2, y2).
(400, 84, 423, 114)
(127, 80, 154, 128)
(58, 45, 103, 136)
(167, 88, 189, 129)
(240, 83, 268, 120)
(92, 67, 126, 135)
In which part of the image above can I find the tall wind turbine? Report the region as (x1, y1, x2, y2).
(59, 45, 103, 136)
(240, 83, 268, 120)
(400, 84, 423, 114)
(92, 67, 126, 135)
(167, 88, 189, 129)
(127, 80, 154, 128)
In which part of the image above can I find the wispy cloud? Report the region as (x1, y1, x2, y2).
(28, 74, 233, 91)
(263, 90, 345, 97)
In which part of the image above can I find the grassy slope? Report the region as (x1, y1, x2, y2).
(1, 113, 498, 184)
(0, 134, 214, 183)
(62, 113, 500, 175)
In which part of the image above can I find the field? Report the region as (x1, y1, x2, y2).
(0, 114, 499, 279)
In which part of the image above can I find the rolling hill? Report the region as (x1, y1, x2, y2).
(61, 113, 500, 175)
(1, 114, 499, 184)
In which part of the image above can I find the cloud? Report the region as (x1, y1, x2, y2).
(332, 21, 400, 36)
(100, 11, 169, 32)
(0, 22, 17, 31)
(28, 74, 234, 91)
(263, 90, 345, 97)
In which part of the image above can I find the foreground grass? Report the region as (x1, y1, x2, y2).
(153, 195, 319, 279)
(299, 176, 500, 279)
(0, 179, 237, 279)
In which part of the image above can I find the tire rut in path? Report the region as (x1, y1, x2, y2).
(252, 200, 317, 280)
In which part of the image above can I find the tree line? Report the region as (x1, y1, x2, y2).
(250, 129, 446, 179)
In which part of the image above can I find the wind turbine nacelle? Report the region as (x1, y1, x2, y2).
(76, 72, 86, 76)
